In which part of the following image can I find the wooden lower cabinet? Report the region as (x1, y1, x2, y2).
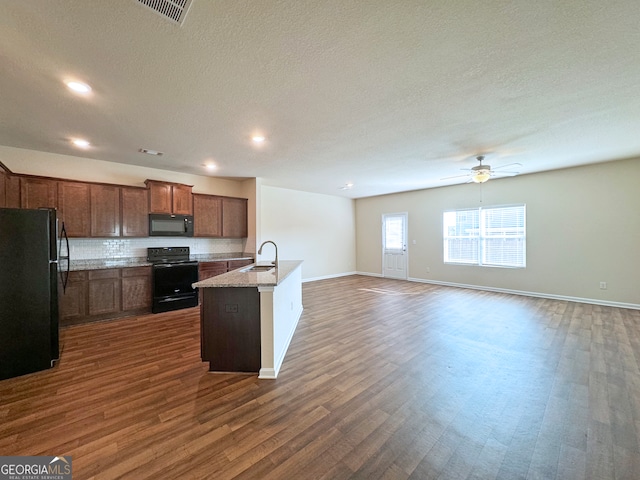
(197, 259, 253, 304)
(122, 267, 152, 311)
(58, 271, 89, 322)
(199, 261, 229, 280)
(59, 266, 152, 326)
(58, 261, 250, 326)
(228, 259, 253, 270)
(198, 259, 253, 282)
(88, 269, 121, 316)
(198, 261, 228, 306)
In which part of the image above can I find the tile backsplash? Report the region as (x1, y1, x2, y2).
(68, 237, 246, 260)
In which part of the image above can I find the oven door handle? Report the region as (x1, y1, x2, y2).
(153, 262, 198, 269)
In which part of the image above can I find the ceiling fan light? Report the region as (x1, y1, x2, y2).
(472, 171, 491, 183)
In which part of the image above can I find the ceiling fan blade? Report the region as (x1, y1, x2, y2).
(441, 173, 471, 180)
(492, 171, 519, 176)
(492, 162, 522, 171)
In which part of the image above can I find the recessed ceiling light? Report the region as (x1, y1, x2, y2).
(71, 138, 90, 149)
(66, 81, 92, 94)
(205, 163, 217, 170)
(138, 148, 163, 156)
(251, 135, 266, 144)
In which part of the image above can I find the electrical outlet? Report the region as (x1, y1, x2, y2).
(599, 282, 607, 290)
(225, 304, 239, 313)
(426, 267, 430, 273)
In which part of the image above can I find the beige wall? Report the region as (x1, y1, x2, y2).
(239, 177, 259, 254)
(356, 158, 640, 307)
(0, 145, 244, 197)
(260, 186, 356, 281)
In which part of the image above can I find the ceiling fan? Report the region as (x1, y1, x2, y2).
(442, 155, 522, 183)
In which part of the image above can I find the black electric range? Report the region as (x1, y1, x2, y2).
(147, 247, 199, 313)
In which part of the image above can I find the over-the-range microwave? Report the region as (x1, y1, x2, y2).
(149, 214, 194, 237)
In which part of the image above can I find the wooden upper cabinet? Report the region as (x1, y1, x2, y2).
(146, 180, 172, 214)
(145, 180, 193, 215)
(91, 185, 121, 237)
(193, 194, 222, 237)
(5, 175, 20, 208)
(58, 181, 91, 237)
(20, 177, 57, 209)
(172, 184, 193, 215)
(0, 169, 6, 207)
(121, 187, 148, 237)
(222, 197, 248, 238)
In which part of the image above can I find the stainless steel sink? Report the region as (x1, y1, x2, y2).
(241, 265, 275, 272)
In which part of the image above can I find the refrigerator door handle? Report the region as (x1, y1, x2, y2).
(58, 222, 70, 294)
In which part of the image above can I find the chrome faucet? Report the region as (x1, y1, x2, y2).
(258, 240, 278, 268)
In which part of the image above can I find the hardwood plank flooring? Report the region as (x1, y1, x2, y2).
(1, 275, 640, 479)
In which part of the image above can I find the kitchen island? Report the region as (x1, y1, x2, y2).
(192, 260, 303, 379)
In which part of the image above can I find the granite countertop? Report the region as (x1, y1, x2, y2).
(61, 252, 254, 272)
(193, 260, 303, 288)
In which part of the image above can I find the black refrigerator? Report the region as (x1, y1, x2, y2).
(0, 208, 60, 380)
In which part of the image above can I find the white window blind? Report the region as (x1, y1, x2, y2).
(443, 205, 526, 268)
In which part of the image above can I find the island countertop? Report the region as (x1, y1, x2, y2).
(193, 260, 303, 288)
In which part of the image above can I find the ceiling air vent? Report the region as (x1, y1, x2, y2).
(135, 0, 193, 25)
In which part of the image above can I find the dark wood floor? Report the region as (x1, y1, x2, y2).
(2, 275, 640, 479)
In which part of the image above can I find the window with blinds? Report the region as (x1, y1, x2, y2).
(443, 205, 526, 268)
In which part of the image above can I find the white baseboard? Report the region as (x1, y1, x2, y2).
(355, 271, 383, 278)
(258, 368, 276, 379)
(407, 277, 640, 310)
(303, 271, 357, 283)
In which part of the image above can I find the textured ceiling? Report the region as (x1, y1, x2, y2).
(1, 1, 640, 198)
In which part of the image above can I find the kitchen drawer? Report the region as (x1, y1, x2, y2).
(199, 261, 228, 280)
(228, 259, 253, 270)
(67, 271, 88, 282)
(122, 266, 151, 277)
(89, 269, 120, 280)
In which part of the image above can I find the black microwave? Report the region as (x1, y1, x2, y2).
(149, 214, 194, 237)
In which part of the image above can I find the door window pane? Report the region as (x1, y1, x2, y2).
(384, 215, 405, 251)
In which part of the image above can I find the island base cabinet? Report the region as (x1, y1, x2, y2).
(201, 287, 260, 373)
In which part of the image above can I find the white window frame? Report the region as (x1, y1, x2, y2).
(443, 204, 526, 268)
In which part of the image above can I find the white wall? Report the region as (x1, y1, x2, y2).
(356, 158, 640, 307)
(259, 186, 356, 281)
